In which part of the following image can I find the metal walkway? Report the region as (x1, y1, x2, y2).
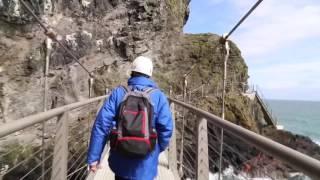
(86, 148, 174, 180)
(243, 90, 277, 127)
(255, 88, 278, 127)
(1, 95, 320, 180)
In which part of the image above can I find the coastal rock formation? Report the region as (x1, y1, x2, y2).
(0, 0, 189, 123)
(163, 33, 320, 179)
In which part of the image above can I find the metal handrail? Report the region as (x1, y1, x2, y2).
(169, 98, 320, 179)
(0, 96, 107, 138)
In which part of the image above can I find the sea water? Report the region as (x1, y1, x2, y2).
(267, 99, 320, 145)
(207, 100, 319, 180)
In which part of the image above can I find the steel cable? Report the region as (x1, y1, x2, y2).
(66, 165, 87, 178)
(19, 153, 53, 180)
(0, 138, 36, 159)
(177, 162, 196, 176)
(208, 130, 248, 161)
(73, 165, 87, 180)
(2, 140, 53, 176)
(67, 146, 88, 172)
(79, 169, 88, 180)
(18, 0, 93, 76)
(69, 158, 87, 180)
(68, 126, 90, 142)
(67, 140, 88, 163)
(225, 0, 264, 40)
(207, 145, 250, 180)
(182, 148, 196, 170)
(208, 130, 274, 179)
(35, 166, 52, 180)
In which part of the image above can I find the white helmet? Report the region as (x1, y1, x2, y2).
(131, 56, 153, 77)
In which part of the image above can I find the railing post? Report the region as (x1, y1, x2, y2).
(168, 87, 179, 179)
(42, 37, 51, 180)
(51, 113, 69, 180)
(196, 117, 209, 180)
(218, 37, 230, 180)
(88, 76, 94, 146)
(168, 101, 179, 179)
(179, 78, 187, 176)
(201, 85, 204, 98)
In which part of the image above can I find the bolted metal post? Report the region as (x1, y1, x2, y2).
(179, 77, 188, 176)
(196, 117, 209, 180)
(87, 76, 94, 146)
(218, 38, 230, 180)
(41, 38, 51, 180)
(51, 112, 69, 180)
(88, 77, 94, 99)
(168, 87, 179, 179)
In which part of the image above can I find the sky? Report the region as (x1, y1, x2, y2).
(184, 0, 320, 101)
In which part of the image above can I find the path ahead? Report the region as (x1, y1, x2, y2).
(86, 147, 175, 180)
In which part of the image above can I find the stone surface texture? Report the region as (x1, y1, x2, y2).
(0, 0, 189, 123)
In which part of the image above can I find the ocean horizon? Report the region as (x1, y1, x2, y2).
(267, 99, 320, 145)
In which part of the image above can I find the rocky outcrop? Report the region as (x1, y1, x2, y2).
(155, 33, 258, 131)
(162, 33, 320, 179)
(0, 0, 190, 123)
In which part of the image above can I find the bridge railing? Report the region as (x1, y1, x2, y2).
(168, 98, 320, 180)
(0, 96, 107, 180)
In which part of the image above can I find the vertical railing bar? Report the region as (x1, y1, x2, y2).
(88, 77, 94, 147)
(41, 37, 51, 180)
(218, 38, 230, 180)
(201, 85, 204, 98)
(168, 87, 180, 179)
(51, 112, 68, 180)
(196, 117, 209, 180)
(179, 78, 187, 176)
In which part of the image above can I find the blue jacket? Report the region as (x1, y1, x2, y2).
(87, 76, 173, 180)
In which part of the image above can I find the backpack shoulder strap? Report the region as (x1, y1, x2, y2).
(144, 87, 158, 95)
(120, 85, 131, 93)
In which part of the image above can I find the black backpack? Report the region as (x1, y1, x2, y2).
(110, 86, 157, 158)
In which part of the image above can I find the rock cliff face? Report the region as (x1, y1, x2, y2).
(0, 0, 189, 123)
(163, 34, 258, 129)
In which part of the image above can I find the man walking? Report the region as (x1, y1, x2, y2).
(87, 56, 173, 180)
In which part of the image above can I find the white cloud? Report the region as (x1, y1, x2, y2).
(186, 0, 320, 100)
(250, 61, 320, 90)
(226, 0, 320, 100)
(229, 0, 320, 58)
